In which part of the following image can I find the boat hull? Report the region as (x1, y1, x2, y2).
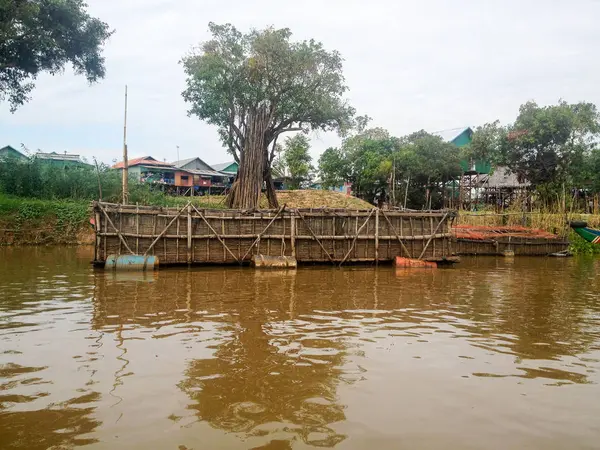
(571, 222, 600, 244)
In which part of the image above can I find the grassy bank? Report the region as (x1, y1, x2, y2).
(0, 195, 92, 245)
(0, 190, 371, 245)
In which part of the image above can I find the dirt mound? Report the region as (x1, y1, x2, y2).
(198, 190, 373, 210)
(273, 190, 372, 209)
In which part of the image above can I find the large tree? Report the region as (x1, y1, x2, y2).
(0, 0, 113, 110)
(181, 23, 354, 209)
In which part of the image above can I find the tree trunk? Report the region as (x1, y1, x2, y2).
(226, 106, 269, 209)
(263, 169, 280, 209)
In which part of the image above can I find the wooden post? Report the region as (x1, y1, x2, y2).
(418, 212, 450, 259)
(118, 205, 123, 255)
(241, 205, 286, 261)
(409, 216, 415, 257)
(144, 203, 190, 256)
(187, 205, 192, 264)
(176, 210, 180, 262)
(297, 210, 335, 264)
(380, 210, 412, 258)
(136, 204, 140, 254)
(290, 213, 296, 258)
(94, 209, 101, 262)
(122, 85, 129, 205)
(375, 209, 379, 264)
(190, 204, 240, 263)
(340, 209, 376, 266)
(97, 203, 134, 255)
(430, 216, 435, 258)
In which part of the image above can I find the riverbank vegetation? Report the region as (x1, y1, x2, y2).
(318, 101, 600, 212)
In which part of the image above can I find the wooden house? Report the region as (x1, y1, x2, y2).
(172, 158, 231, 193)
(113, 156, 176, 185)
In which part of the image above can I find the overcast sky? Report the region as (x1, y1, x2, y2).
(1, 0, 599, 165)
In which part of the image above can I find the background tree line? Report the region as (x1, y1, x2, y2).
(317, 102, 600, 211)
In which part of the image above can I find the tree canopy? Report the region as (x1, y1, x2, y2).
(281, 134, 313, 189)
(181, 22, 354, 209)
(0, 0, 113, 110)
(318, 124, 462, 208)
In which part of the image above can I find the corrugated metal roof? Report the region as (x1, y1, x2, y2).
(113, 156, 175, 169)
(35, 152, 85, 162)
(212, 161, 237, 172)
(183, 168, 229, 178)
(172, 157, 199, 168)
(432, 127, 471, 143)
(478, 167, 529, 188)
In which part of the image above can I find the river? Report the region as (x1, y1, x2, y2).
(0, 247, 599, 449)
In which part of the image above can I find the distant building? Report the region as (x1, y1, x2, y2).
(212, 161, 239, 175)
(34, 151, 91, 168)
(112, 155, 232, 194)
(0, 145, 27, 161)
(433, 127, 491, 175)
(172, 157, 231, 192)
(113, 156, 176, 185)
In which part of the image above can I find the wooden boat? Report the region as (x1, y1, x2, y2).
(570, 221, 600, 244)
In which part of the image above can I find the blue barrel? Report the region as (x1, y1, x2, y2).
(104, 254, 159, 271)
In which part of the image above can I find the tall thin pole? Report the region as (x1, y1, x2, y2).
(177, 145, 180, 162)
(122, 85, 129, 205)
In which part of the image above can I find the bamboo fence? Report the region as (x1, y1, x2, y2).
(92, 202, 457, 266)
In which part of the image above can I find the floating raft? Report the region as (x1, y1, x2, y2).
(92, 202, 457, 266)
(452, 225, 569, 256)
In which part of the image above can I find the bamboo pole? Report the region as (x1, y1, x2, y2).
(96, 231, 453, 241)
(122, 85, 129, 205)
(241, 205, 286, 261)
(144, 203, 190, 256)
(97, 202, 134, 254)
(290, 214, 296, 258)
(418, 212, 450, 259)
(191, 204, 240, 263)
(340, 208, 376, 266)
(380, 209, 412, 258)
(136, 204, 140, 254)
(375, 209, 379, 264)
(118, 205, 123, 255)
(187, 205, 192, 264)
(297, 210, 335, 264)
(94, 210, 101, 262)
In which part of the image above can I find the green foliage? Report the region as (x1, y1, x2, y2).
(282, 134, 313, 189)
(0, 0, 113, 110)
(318, 147, 351, 188)
(0, 156, 208, 207)
(319, 124, 462, 207)
(569, 231, 600, 255)
(0, 193, 89, 232)
(502, 101, 600, 188)
(181, 23, 355, 149)
(181, 22, 355, 207)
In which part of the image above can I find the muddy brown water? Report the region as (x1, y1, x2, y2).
(1, 247, 599, 450)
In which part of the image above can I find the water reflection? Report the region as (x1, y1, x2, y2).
(1, 248, 600, 449)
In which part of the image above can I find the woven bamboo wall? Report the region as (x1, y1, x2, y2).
(93, 202, 455, 265)
(454, 238, 569, 256)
